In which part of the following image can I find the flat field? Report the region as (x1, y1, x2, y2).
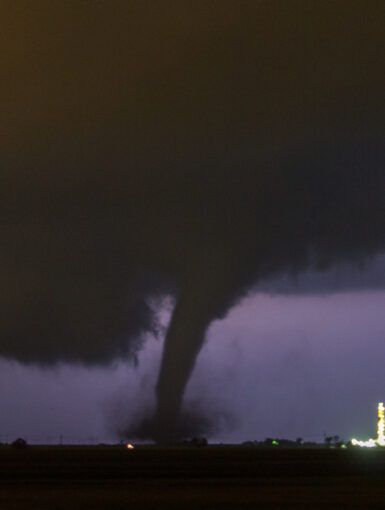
(1, 445, 385, 509)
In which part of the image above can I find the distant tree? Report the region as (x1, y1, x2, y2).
(296, 437, 303, 446)
(325, 435, 342, 447)
(189, 437, 208, 447)
(11, 438, 28, 449)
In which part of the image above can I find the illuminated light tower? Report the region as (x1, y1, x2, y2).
(352, 402, 385, 448)
(377, 402, 385, 445)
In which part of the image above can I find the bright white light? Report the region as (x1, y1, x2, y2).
(351, 438, 377, 448)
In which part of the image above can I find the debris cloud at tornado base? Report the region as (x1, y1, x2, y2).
(1, 1, 385, 441)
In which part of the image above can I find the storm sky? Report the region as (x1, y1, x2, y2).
(2, 273, 385, 444)
(1, 1, 384, 442)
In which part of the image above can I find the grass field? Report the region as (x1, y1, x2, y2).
(1, 445, 385, 509)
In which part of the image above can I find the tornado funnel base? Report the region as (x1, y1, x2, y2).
(127, 408, 215, 444)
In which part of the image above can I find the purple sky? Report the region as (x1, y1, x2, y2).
(1, 270, 384, 444)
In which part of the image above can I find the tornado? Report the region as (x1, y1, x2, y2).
(0, 1, 385, 443)
(154, 290, 212, 441)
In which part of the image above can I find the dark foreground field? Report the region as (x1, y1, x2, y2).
(1, 445, 385, 509)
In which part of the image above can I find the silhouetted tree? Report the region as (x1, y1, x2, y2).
(11, 438, 28, 449)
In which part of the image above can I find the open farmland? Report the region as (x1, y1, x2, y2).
(1, 446, 385, 508)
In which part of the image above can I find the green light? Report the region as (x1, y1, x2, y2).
(272, 440, 279, 445)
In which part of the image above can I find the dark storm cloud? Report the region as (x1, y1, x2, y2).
(1, 1, 384, 439)
(257, 254, 385, 295)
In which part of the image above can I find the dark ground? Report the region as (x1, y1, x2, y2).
(1, 445, 385, 509)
